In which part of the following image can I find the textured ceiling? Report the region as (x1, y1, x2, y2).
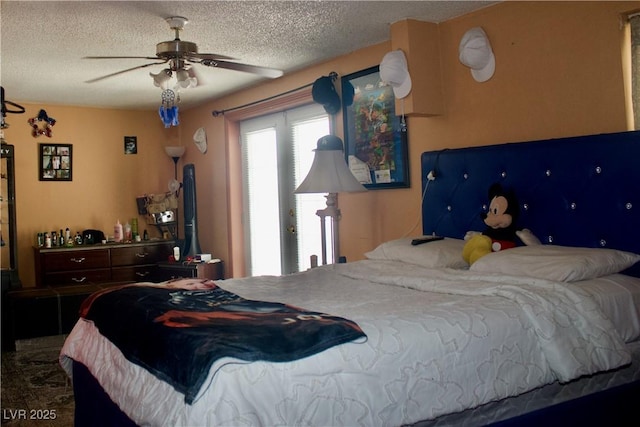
(1, 1, 496, 111)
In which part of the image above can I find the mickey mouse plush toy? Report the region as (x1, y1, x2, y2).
(462, 183, 520, 265)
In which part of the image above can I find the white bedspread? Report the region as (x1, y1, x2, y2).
(579, 274, 640, 342)
(60, 260, 631, 426)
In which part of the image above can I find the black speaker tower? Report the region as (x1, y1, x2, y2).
(182, 163, 202, 257)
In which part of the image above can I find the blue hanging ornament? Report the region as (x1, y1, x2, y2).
(159, 89, 179, 128)
(159, 105, 180, 128)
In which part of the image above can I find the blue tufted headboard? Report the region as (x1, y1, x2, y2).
(421, 131, 640, 258)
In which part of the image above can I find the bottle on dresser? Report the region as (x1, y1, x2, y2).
(124, 221, 132, 242)
(114, 219, 123, 243)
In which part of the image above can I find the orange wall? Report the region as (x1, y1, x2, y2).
(361, 0, 636, 261)
(5, 1, 638, 286)
(3, 107, 180, 286)
(194, 1, 638, 273)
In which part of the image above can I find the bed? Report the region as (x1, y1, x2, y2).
(60, 130, 640, 426)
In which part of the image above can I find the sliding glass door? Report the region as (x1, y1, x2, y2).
(240, 104, 330, 276)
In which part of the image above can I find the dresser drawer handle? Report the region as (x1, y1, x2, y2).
(135, 252, 149, 258)
(70, 257, 86, 263)
(135, 271, 150, 278)
(71, 277, 87, 283)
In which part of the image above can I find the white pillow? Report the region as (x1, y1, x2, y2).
(365, 237, 468, 269)
(470, 245, 640, 282)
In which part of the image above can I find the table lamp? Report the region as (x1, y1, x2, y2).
(295, 135, 366, 264)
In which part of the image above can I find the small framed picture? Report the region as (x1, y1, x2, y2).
(39, 143, 72, 181)
(124, 136, 137, 154)
(341, 66, 409, 189)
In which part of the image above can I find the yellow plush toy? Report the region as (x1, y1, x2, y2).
(462, 183, 520, 265)
(462, 235, 493, 265)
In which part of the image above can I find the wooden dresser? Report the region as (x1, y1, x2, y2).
(33, 240, 174, 287)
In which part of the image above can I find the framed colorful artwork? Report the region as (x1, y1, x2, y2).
(341, 66, 409, 189)
(39, 143, 72, 181)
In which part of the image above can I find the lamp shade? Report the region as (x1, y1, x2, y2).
(150, 70, 172, 90)
(175, 69, 197, 89)
(295, 135, 366, 194)
(165, 146, 186, 158)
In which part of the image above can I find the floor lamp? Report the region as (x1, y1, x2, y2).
(165, 146, 186, 181)
(164, 146, 185, 239)
(295, 135, 366, 265)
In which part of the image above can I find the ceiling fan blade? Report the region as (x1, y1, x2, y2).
(186, 52, 237, 61)
(84, 56, 161, 60)
(200, 59, 283, 79)
(85, 61, 168, 83)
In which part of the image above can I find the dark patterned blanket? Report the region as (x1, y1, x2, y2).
(80, 278, 366, 404)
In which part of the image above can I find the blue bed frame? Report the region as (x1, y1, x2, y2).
(421, 130, 640, 257)
(418, 130, 640, 426)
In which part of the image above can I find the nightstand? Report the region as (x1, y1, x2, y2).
(155, 260, 224, 282)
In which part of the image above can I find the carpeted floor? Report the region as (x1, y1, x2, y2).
(1, 335, 74, 426)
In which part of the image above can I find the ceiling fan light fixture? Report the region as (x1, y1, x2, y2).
(175, 69, 197, 89)
(150, 69, 172, 90)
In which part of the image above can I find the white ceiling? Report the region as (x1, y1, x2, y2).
(1, 1, 496, 111)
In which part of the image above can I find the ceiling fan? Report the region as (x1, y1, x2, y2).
(84, 16, 284, 84)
